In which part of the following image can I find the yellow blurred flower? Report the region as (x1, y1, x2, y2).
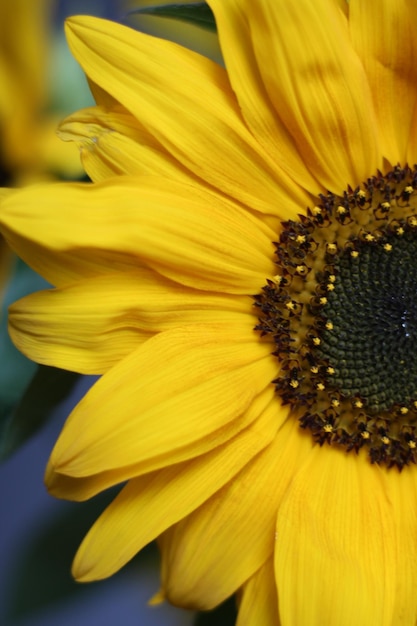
(0, 0, 85, 305)
(2, 1, 417, 624)
(0, 0, 85, 180)
(0, 0, 49, 301)
(0, 0, 50, 176)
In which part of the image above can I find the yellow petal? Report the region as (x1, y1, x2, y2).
(65, 15, 308, 219)
(71, 395, 281, 581)
(9, 269, 252, 374)
(382, 468, 417, 624)
(209, 0, 381, 193)
(46, 385, 276, 502)
(0, 176, 275, 292)
(334, 0, 349, 18)
(59, 105, 195, 185)
(236, 558, 280, 626)
(37, 115, 85, 179)
(158, 418, 312, 610)
(127, 8, 222, 65)
(49, 322, 277, 477)
(350, 0, 417, 166)
(0, 188, 13, 201)
(275, 445, 399, 626)
(45, 460, 133, 503)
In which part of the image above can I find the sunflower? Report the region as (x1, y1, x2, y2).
(1, 1, 417, 624)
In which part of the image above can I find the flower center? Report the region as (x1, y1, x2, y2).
(255, 165, 417, 469)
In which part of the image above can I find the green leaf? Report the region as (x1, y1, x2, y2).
(0, 365, 80, 460)
(128, 2, 217, 32)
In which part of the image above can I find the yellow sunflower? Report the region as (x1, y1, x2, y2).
(2, 1, 417, 623)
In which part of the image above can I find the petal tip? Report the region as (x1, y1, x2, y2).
(148, 589, 165, 606)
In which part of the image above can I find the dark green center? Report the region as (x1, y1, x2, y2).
(318, 233, 417, 412)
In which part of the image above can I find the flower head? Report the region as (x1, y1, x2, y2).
(2, 1, 417, 624)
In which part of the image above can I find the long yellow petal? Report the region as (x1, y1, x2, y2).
(0, 176, 275, 292)
(350, 0, 417, 166)
(9, 269, 252, 374)
(275, 445, 399, 625)
(71, 396, 281, 581)
(381, 468, 417, 624)
(59, 105, 196, 185)
(236, 558, 280, 626)
(0, 188, 13, 201)
(48, 322, 277, 477)
(158, 418, 313, 609)
(209, 0, 381, 193)
(64, 15, 309, 219)
(46, 385, 276, 502)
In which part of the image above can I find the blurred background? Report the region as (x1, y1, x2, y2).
(0, 1, 233, 624)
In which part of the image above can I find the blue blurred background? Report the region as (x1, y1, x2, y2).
(0, 376, 195, 626)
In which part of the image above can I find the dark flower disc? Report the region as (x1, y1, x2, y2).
(255, 165, 417, 469)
